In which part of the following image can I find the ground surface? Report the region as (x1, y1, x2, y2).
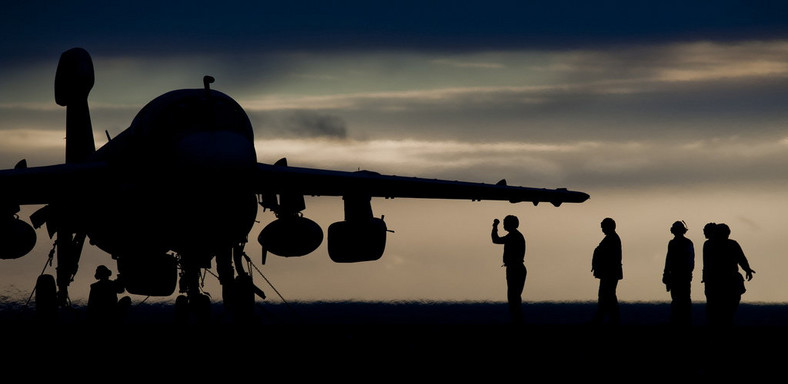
(1, 301, 784, 381)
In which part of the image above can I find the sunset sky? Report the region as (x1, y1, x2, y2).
(2, 1, 788, 307)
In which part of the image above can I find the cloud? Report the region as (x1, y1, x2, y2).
(0, 129, 67, 166)
(252, 110, 348, 139)
(231, 40, 788, 145)
(430, 59, 505, 69)
(4, 0, 788, 71)
(547, 41, 788, 83)
(7, 40, 788, 145)
(4, 38, 788, 194)
(254, 135, 788, 193)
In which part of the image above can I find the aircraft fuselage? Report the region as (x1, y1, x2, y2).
(83, 88, 259, 262)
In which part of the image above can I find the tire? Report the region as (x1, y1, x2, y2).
(34, 274, 57, 322)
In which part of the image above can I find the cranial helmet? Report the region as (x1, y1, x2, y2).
(95, 265, 112, 279)
(503, 215, 519, 229)
(671, 220, 687, 235)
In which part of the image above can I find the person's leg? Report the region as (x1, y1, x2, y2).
(608, 279, 620, 324)
(506, 264, 526, 323)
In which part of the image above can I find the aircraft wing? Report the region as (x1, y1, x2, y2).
(0, 161, 109, 206)
(255, 162, 589, 206)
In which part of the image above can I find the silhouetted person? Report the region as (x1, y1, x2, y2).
(701, 222, 718, 325)
(491, 215, 526, 323)
(662, 220, 694, 326)
(702, 223, 755, 326)
(87, 265, 128, 324)
(591, 217, 622, 325)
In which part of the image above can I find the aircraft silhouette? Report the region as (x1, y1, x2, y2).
(0, 48, 589, 322)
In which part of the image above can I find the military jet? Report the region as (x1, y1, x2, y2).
(0, 48, 589, 322)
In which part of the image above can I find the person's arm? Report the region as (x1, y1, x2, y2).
(662, 244, 671, 290)
(689, 242, 695, 272)
(734, 241, 756, 280)
(663, 242, 671, 275)
(491, 219, 504, 244)
(592, 243, 601, 275)
(701, 242, 708, 283)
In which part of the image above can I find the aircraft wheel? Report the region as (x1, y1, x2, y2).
(191, 293, 211, 323)
(232, 275, 255, 322)
(174, 295, 189, 324)
(34, 274, 57, 322)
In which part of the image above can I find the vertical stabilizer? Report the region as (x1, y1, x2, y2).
(55, 47, 95, 164)
(52, 48, 95, 307)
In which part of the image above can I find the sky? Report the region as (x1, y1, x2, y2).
(2, 1, 788, 307)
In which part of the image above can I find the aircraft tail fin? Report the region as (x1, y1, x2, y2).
(55, 47, 96, 164)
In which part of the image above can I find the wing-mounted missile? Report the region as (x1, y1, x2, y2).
(257, 158, 324, 263)
(327, 193, 387, 263)
(551, 188, 568, 207)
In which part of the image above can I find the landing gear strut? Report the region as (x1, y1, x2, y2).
(174, 253, 213, 324)
(216, 242, 267, 323)
(55, 230, 86, 308)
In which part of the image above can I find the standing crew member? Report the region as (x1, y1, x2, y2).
(663, 220, 695, 326)
(491, 215, 526, 323)
(591, 217, 623, 325)
(703, 223, 755, 326)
